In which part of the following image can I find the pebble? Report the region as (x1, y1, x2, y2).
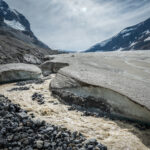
(44, 141, 50, 148)
(84, 138, 97, 145)
(35, 140, 43, 149)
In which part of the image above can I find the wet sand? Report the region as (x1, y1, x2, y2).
(0, 74, 150, 150)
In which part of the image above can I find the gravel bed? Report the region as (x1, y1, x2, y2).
(8, 87, 30, 92)
(32, 93, 45, 105)
(15, 79, 44, 86)
(0, 94, 108, 149)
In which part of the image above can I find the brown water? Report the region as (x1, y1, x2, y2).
(0, 74, 150, 150)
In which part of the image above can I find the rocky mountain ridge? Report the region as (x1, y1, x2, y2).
(0, 0, 60, 64)
(86, 17, 150, 52)
(0, 0, 50, 49)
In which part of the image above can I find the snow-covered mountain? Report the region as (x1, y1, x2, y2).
(0, 0, 61, 64)
(0, 0, 31, 31)
(0, 0, 50, 49)
(86, 18, 150, 52)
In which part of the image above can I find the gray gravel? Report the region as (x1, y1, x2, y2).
(0, 94, 107, 150)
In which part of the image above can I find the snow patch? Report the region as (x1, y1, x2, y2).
(4, 19, 25, 31)
(12, 9, 19, 16)
(130, 42, 137, 47)
(143, 30, 150, 35)
(123, 33, 131, 38)
(144, 36, 150, 42)
(99, 38, 112, 47)
(120, 27, 136, 34)
(116, 47, 124, 51)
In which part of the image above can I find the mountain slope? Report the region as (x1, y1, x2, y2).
(0, 0, 50, 49)
(86, 18, 150, 52)
(0, 0, 60, 64)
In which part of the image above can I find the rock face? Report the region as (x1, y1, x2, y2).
(0, 63, 42, 83)
(49, 51, 150, 124)
(86, 18, 150, 52)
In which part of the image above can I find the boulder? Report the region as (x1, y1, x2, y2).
(0, 63, 42, 83)
(40, 61, 68, 76)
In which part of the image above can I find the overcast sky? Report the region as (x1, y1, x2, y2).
(5, 0, 150, 51)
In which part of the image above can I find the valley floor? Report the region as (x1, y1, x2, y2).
(0, 75, 150, 150)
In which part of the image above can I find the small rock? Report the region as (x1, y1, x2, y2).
(88, 145, 94, 150)
(35, 140, 43, 149)
(32, 93, 45, 105)
(97, 144, 107, 150)
(44, 141, 51, 148)
(17, 112, 28, 119)
(23, 139, 29, 145)
(84, 138, 97, 145)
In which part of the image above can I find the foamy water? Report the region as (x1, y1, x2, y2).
(0, 75, 150, 150)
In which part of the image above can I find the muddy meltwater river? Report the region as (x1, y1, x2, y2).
(0, 74, 150, 150)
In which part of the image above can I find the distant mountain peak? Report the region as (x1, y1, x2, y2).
(86, 17, 150, 52)
(0, 0, 9, 9)
(0, 0, 51, 50)
(0, 0, 61, 64)
(0, 0, 31, 31)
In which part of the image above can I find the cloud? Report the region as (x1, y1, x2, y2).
(5, 0, 150, 51)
